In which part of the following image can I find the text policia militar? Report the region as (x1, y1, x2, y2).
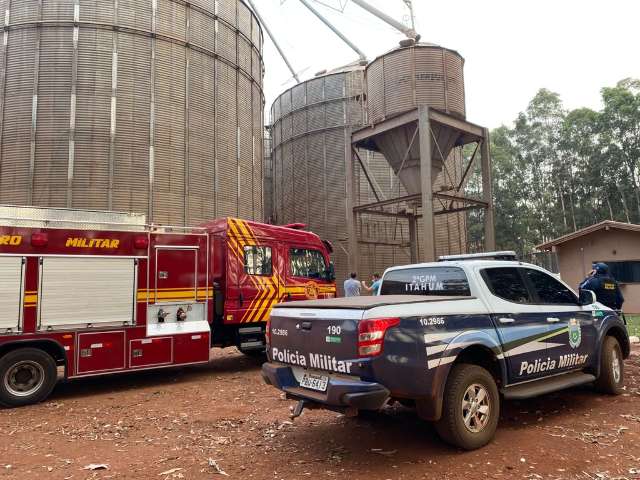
(519, 353, 589, 376)
(271, 348, 354, 374)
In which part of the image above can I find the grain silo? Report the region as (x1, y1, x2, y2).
(364, 43, 465, 195)
(269, 63, 467, 288)
(0, 0, 264, 226)
(348, 41, 494, 266)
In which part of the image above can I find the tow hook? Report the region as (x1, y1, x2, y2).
(290, 399, 307, 419)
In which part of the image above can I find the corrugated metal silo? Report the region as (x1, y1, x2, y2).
(365, 43, 466, 196)
(270, 65, 467, 290)
(0, 0, 264, 225)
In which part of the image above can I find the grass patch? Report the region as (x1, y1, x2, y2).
(625, 314, 640, 337)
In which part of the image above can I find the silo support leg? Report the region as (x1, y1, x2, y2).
(481, 131, 496, 251)
(345, 138, 359, 274)
(408, 214, 418, 263)
(418, 106, 436, 262)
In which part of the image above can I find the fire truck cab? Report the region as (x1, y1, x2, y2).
(0, 206, 335, 407)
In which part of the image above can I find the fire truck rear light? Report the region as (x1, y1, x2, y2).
(31, 233, 48, 247)
(134, 236, 149, 249)
(357, 317, 400, 358)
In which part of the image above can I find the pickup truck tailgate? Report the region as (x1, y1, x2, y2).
(267, 295, 451, 373)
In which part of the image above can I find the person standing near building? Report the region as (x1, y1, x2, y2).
(362, 273, 382, 296)
(344, 273, 362, 297)
(579, 262, 624, 310)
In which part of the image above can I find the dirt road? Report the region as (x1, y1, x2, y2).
(1, 348, 639, 480)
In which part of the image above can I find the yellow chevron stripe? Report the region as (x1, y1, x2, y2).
(229, 218, 254, 247)
(241, 276, 262, 323)
(226, 236, 242, 259)
(250, 275, 277, 323)
(241, 274, 264, 322)
(245, 276, 270, 323)
(233, 218, 257, 244)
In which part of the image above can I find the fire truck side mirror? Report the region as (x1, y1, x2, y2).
(325, 262, 336, 281)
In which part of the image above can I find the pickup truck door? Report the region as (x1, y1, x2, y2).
(479, 267, 555, 384)
(520, 268, 598, 374)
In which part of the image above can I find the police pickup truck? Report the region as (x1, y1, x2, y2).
(262, 252, 630, 450)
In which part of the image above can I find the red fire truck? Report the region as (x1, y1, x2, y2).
(0, 206, 336, 407)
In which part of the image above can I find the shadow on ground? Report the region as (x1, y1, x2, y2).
(47, 349, 264, 402)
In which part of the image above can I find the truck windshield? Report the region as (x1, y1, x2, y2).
(380, 266, 471, 296)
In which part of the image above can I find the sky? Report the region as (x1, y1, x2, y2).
(255, 0, 640, 129)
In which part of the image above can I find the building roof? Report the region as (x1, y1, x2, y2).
(536, 220, 640, 251)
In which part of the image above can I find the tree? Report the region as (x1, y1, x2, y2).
(598, 78, 640, 222)
(480, 78, 640, 254)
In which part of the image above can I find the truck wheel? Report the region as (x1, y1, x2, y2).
(435, 364, 499, 450)
(594, 336, 624, 395)
(0, 348, 58, 408)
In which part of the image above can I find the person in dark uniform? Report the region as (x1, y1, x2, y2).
(579, 262, 624, 310)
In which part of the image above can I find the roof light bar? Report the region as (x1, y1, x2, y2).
(438, 251, 518, 262)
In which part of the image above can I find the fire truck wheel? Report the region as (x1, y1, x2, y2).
(0, 348, 58, 408)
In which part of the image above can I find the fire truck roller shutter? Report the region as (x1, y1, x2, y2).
(39, 257, 136, 329)
(0, 257, 25, 331)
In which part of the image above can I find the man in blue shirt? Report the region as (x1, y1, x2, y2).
(362, 273, 382, 296)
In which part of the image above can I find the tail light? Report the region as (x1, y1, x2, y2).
(357, 317, 400, 357)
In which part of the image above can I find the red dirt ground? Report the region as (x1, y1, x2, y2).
(1, 347, 639, 480)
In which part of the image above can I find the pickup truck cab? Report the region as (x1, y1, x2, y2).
(262, 252, 630, 450)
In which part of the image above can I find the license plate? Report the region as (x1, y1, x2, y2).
(299, 372, 329, 392)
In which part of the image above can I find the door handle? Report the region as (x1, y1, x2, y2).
(547, 317, 560, 323)
(301, 321, 312, 330)
(498, 317, 515, 324)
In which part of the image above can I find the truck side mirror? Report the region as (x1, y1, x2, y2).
(325, 262, 336, 281)
(579, 289, 597, 306)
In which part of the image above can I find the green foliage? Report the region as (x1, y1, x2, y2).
(626, 314, 640, 337)
(486, 79, 640, 255)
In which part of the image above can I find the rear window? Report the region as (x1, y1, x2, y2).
(380, 267, 471, 296)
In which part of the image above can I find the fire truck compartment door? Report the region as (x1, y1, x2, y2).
(77, 331, 126, 374)
(0, 256, 24, 330)
(155, 248, 197, 303)
(39, 257, 136, 328)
